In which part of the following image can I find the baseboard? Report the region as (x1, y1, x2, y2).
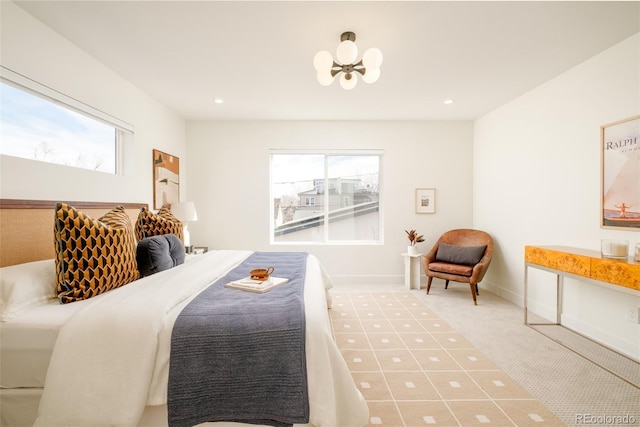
(481, 280, 562, 323)
(481, 280, 522, 306)
(329, 274, 405, 286)
(483, 281, 640, 362)
(561, 314, 640, 362)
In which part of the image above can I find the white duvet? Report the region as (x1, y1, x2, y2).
(35, 250, 368, 427)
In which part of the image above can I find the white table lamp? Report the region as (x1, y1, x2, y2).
(170, 202, 198, 248)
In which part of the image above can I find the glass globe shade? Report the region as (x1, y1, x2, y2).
(339, 73, 358, 90)
(317, 70, 334, 86)
(313, 50, 333, 72)
(336, 40, 358, 65)
(362, 48, 383, 69)
(362, 67, 380, 84)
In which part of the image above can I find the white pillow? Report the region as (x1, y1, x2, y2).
(0, 259, 57, 322)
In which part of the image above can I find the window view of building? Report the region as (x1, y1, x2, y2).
(271, 151, 382, 244)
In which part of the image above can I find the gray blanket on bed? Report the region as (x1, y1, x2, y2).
(167, 252, 309, 427)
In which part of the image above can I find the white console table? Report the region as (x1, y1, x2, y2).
(402, 252, 424, 290)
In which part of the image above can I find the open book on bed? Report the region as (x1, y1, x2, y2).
(224, 276, 289, 293)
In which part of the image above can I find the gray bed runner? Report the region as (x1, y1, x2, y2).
(167, 252, 309, 427)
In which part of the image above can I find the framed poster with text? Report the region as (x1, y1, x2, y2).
(601, 115, 640, 230)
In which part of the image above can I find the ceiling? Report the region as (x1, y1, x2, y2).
(13, 1, 640, 121)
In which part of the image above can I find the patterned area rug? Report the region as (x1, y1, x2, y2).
(329, 291, 564, 426)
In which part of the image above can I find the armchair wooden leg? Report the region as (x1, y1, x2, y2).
(470, 283, 478, 305)
(475, 284, 479, 295)
(445, 280, 449, 289)
(426, 276, 433, 294)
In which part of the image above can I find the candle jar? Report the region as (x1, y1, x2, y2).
(635, 243, 640, 262)
(601, 239, 629, 259)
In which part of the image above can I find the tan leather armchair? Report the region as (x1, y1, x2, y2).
(422, 229, 494, 305)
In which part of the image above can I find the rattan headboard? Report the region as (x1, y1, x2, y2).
(0, 199, 147, 267)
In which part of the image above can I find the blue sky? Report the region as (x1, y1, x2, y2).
(0, 82, 116, 173)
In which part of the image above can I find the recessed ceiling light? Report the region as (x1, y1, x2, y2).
(444, 99, 454, 105)
(213, 98, 224, 104)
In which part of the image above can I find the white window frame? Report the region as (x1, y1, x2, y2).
(270, 149, 384, 246)
(0, 66, 134, 174)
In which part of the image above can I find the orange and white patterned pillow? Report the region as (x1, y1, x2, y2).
(134, 205, 184, 242)
(54, 203, 140, 303)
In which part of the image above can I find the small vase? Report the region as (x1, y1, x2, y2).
(407, 245, 417, 256)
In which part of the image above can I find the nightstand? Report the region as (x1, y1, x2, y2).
(185, 247, 208, 262)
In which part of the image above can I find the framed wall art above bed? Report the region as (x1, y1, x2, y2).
(153, 149, 180, 210)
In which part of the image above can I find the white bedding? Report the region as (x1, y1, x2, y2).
(29, 250, 367, 427)
(0, 299, 82, 388)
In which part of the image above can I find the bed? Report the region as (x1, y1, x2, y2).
(0, 199, 368, 427)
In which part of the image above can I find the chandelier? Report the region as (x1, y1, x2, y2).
(313, 31, 383, 90)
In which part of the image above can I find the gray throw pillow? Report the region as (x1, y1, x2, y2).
(435, 243, 487, 266)
(136, 234, 185, 277)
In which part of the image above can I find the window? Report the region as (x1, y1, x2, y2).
(0, 68, 133, 174)
(271, 150, 382, 244)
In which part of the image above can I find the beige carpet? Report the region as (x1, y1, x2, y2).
(329, 291, 564, 426)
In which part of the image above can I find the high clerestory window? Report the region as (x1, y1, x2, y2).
(270, 150, 382, 244)
(0, 67, 133, 174)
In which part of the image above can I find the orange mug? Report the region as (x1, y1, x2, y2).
(250, 266, 274, 281)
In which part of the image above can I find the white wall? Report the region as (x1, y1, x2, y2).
(186, 120, 474, 283)
(6, 0, 637, 358)
(0, 2, 186, 206)
(474, 33, 640, 359)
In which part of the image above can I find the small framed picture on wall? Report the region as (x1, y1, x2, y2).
(416, 188, 435, 214)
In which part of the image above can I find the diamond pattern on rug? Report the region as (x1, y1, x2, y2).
(330, 291, 564, 426)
